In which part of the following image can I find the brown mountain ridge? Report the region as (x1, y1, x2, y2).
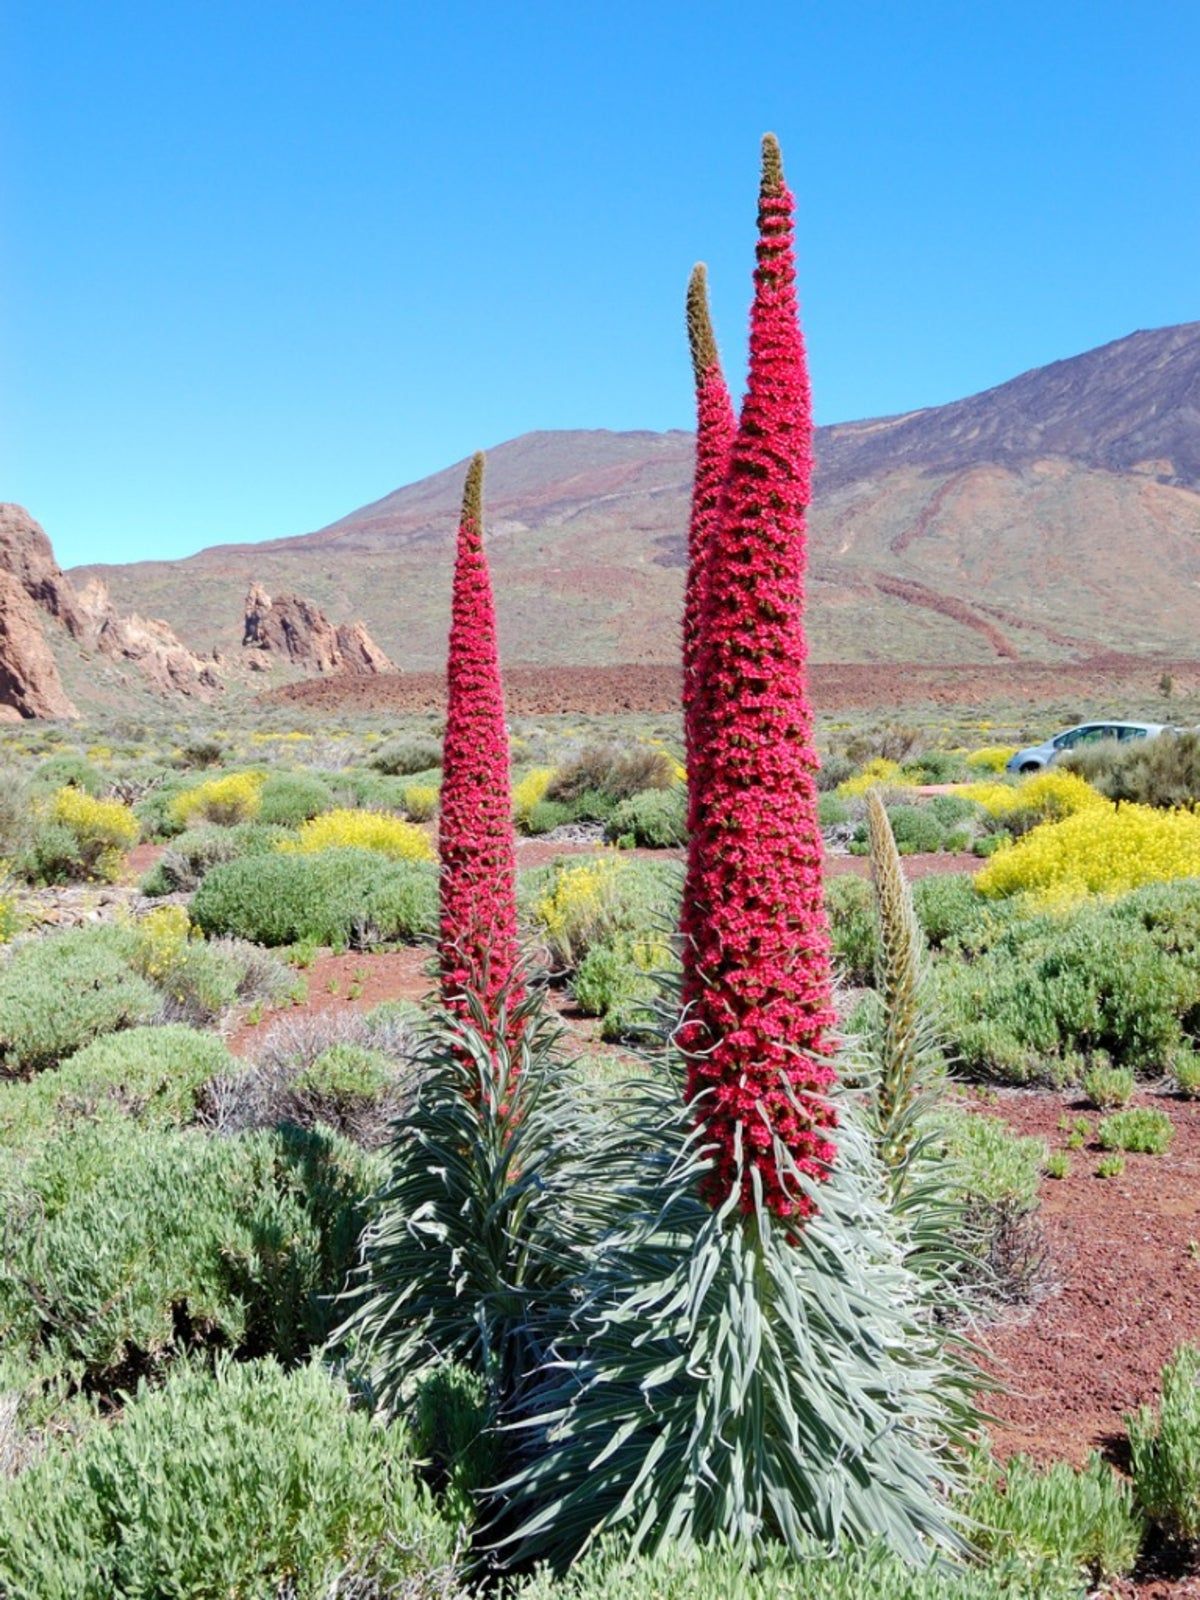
(71, 321, 1200, 671)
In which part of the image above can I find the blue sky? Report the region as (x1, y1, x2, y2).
(3, 0, 1197, 567)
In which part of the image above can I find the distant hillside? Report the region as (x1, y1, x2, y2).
(72, 322, 1200, 669)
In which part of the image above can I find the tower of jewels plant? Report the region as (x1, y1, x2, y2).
(681, 133, 837, 1222)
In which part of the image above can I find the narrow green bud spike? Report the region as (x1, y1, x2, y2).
(461, 451, 485, 529)
(761, 132, 784, 196)
(686, 263, 720, 383)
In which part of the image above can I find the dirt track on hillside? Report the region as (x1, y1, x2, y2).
(261, 656, 1200, 716)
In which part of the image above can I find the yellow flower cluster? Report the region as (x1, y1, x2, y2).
(402, 783, 439, 823)
(960, 770, 1103, 825)
(131, 904, 193, 981)
(534, 856, 623, 969)
(964, 745, 1018, 773)
(170, 771, 264, 827)
(512, 767, 556, 824)
(976, 802, 1200, 900)
(279, 808, 434, 862)
(837, 758, 917, 798)
(50, 786, 139, 880)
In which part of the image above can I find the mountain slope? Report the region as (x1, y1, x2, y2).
(72, 323, 1200, 669)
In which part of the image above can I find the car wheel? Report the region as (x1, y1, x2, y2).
(1019, 762, 1041, 773)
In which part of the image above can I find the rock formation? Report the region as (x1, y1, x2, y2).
(0, 504, 86, 637)
(76, 579, 223, 699)
(242, 584, 393, 674)
(0, 570, 79, 719)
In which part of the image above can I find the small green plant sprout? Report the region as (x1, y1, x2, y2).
(326, 978, 341, 997)
(244, 1001, 264, 1028)
(1083, 1062, 1135, 1111)
(1066, 1117, 1091, 1151)
(289, 938, 319, 970)
(1096, 1153, 1126, 1179)
(1173, 1049, 1200, 1099)
(1044, 1151, 1071, 1180)
(287, 978, 308, 1007)
(1097, 1107, 1173, 1155)
(347, 981, 364, 1001)
(1056, 1114, 1073, 1133)
(1128, 1343, 1200, 1543)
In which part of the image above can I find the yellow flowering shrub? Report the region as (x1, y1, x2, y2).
(533, 856, 625, 969)
(961, 770, 1104, 827)
(837, 758, 917, 798)
(170, 771, 264, 827)
(131, 904, 193, 981)
(401, 784, 439, 823)
(280, 809, 434, 862)
(976, 802, 1200, 900)
(965, 745, 1017, 773)
(50, 786, 140, 880)
(513, 768, 556, 825)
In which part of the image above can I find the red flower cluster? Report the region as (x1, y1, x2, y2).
(438, 452, 522, 1047)
(681, 136, 838, 1222)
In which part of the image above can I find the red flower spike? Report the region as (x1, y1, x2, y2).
(438, 452, 522, 1054)
(681, 135, 838, 1223)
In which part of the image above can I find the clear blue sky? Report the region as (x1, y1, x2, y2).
(3, 0, 1197, 568)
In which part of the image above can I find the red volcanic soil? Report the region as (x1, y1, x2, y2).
(980, 1085, 1200, 1471)
(226, 947, 431, 1056)
(261, 656, 1200, 716)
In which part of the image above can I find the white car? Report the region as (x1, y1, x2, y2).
(1006, 721, 1169, 775)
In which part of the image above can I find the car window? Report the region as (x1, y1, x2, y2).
(1053, 729, 1082, 748)
(1072, 726, 1108, 746)
(1117, 726, 1149, 741)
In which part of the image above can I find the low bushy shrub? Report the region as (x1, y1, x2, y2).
(965, 745, 1018, 773)
(961, 771, 1104, 836)
(513, 767, 556, 829)
(0, 1357, 458, 1599)
(1082, 1062, 1135, 1109)
(524, 798, 576, 835)
(169, 770, 264, 828)
(281, 807, 434, 862)
(1129, 1344, 1200, 1543)
(976, 802, 1200, 901)
(837, 757, 917, 798)
(192, 848, 437, 948)
(257, 769, 335, 826)
(936, 903, 1193, 1083)
(1063, 730, 1200, 811)
(939, 1108, 1048, 1305)
(0, 1118, 379, 1386)
(912, 873, 988, 949)
(140, 819, 289, 895)
(605, 787, 687, 848)
(370, 733, 444, 775)
(825, 875, 877, 984)
(0, 928, 160, 1074)
(0, 1025, 236, 1147)
(1096, 1106, 1173, 1154)
(966, 1450, 1142, 1584)
(25, 787, 139, 883)
(402, 781, 439, 822)
(546, 744, 675, 805)
(30, 751, 105, 796)
(573, 932, 674, 1040)
(526, 856, 681, 972)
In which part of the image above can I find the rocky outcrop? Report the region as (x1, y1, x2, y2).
(242, 584, 393, 674)
(77, 579, 223, 700)
(0, 571, 79, 719)
(0, 504, 86, 637)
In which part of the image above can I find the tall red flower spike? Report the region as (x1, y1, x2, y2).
(682, 135, 837, 1223)
(681, 263, 736, 774)
(438, 452, 522, 1048)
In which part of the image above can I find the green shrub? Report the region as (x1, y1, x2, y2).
(547, 744, 675, 804)
(0, 768, 33, 860)
(817, 791, 850, 827)
(141, 819, 291, 894)
(1129, 1343, 1200, 1542)
(825, 874, 877, 984)
(1082, 1062, 1135, 1109)
(371, 734, 444, 775)
(1064, 729, 1200, 811)
(929, 792, 982, 828)
(1096, 1107, 1173, 1153)
(192, 848, 438, 948)
(523, 857, 682, 972)
(936, 905, 1192, 1084)
(257, 769, 335, 826)
(410, 1361, 499, 1525)
(880, 804, 946, 855)
(0, 1356, 458, 1599)
(1095, 1153, 1125, 1178)
(524, 798, 575, 835)
(939, 1108, 1047, 1304)
(966, 1450, 1142, 1584)
(573, 933, 672, 1040)
(29, 751, 104, 796)
(815, 750, 855, 791)
(911, 874, 987, 949)
(605, 787, 687, 848)
(1044, 1151, 1070, 1179)
(0, 929, 160, 1074)
(0, 1118, 379, 1386)
(511, 1537, 1084, 1599)
(24, 787, 140, 884)
(1173, 1049, 1200, 1097)
(0, 1025, 236, 1147)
